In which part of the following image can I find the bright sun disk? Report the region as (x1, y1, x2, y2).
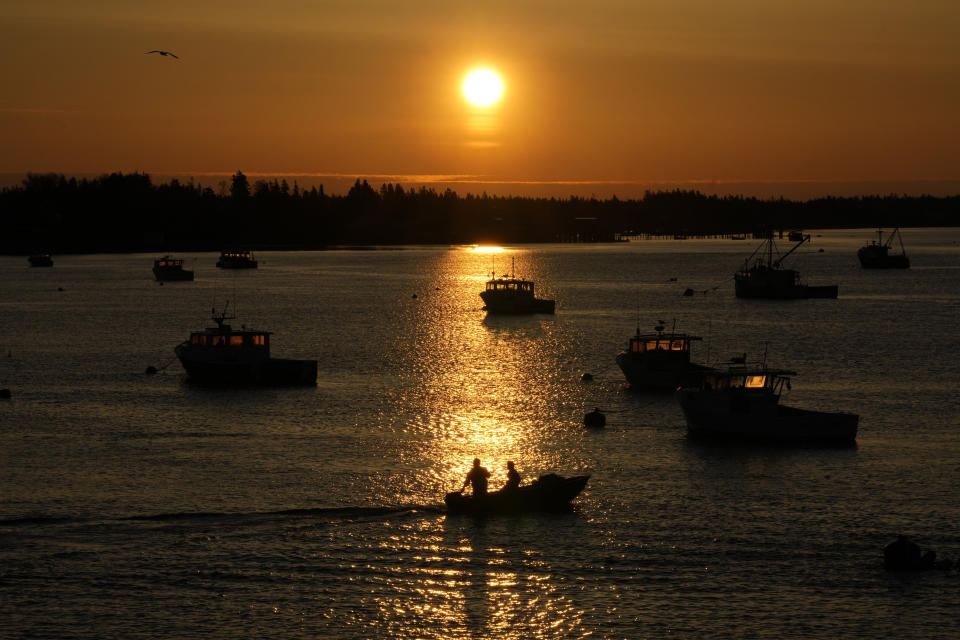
(463, 70, 503, 106)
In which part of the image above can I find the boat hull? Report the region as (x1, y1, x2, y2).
(735, 278, 838, 299)
(153, 267, 195, 281)
(858, 249, 910, 269)
(678, 400, 858, 444)
(445, 474, 589, 515)
(176, 352, 317, 386)
(480, 291, 555, 314)
(616, 352, 713, 391)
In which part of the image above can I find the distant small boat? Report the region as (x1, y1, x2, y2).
(480, 257, 555, 314)
(174, 304, 316, 386)
(616, 321, 713, 391)
(153, 255, 194, 281)
(858, 228, 909, 269)
(787, 230, 804, 242)
(675, 357, 858, 444)
(735, 235, 837, 299)
(28, 253, 53, 267)
(216, 250, 258, 269)
(445, 474, 589, 515)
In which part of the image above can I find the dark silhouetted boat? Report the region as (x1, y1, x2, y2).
(675, 357, 858, 444)
(216, 250, 258, 269)
(153, 255, 194, 281)
(480, 257, 555, 314)
(28, 253, 53, 267)
(616, 321, 714, 391)
(174, 304, 316, 386)
(445, 474, 589, 515)
(858, 227, 909, 269)
(735, 235, 838, 299)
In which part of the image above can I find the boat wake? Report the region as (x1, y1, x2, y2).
(0, 505, 445, 528)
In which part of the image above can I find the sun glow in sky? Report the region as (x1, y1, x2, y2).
(463, 70, 503, 106)
(1, 1, 960, 198)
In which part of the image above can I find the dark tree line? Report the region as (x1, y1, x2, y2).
(1, 171, 957, 254)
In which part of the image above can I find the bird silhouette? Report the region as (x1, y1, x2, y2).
(145, 50, 179, 59)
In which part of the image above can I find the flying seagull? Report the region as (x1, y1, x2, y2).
(145, 50, 179, 59)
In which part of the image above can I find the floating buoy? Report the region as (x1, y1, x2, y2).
(412, 293, 418, 298)
(682, 288, 694, 297)
(584, 407, 606, 428)
(145, 366, 158, 375)
(581, 373, 593, 382)
(0, 389, 11, 399)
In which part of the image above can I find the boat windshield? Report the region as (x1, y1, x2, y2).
(632, 338, 688, 353)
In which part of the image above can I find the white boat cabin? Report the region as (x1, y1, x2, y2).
(485, 277, 536, 296)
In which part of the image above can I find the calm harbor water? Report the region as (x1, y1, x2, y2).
(1, 229, 959, 639)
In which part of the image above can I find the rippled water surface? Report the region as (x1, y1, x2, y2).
(2, 229, 959, 638)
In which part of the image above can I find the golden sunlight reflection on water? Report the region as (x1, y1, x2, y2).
(367, 247, 593, 507)
(370, 518, 585, 638)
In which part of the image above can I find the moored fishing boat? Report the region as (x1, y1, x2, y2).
(216, 250, 258, 269)
(480, 257, 555, 314)
(675, 357, 858, 444)
(735, 235, 838, 299)
(445, 474, 589, 515)
(858, 227, 909, 269)
(28, 253, 53, 267)
(174, 304, 316, 386)
(616, 321, 714, 391)
(153, 255, 194, 281)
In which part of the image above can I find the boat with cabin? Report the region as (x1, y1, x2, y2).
(675, 356, 858, 444)
(616, 321, 714, 391)
(216, 250, 258, 269)
(735, 235, 838, 299)
(480, 257, 555, 314)
(28, 253, 53, 267)
(445, 474, 589, 516)
(174, 304, 316, 386)
(858, 227, 909, 269)
(153, 255, 194, 281)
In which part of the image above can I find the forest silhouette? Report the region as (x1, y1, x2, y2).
(1, 171, 956, 254)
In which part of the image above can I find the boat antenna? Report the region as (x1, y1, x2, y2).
(635, 288, 640, 335)
(706, 318, 712, 364)
(761, 341, 768, 368)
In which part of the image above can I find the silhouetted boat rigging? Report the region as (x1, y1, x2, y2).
(675, 355, 858, 444)
(734, 235, 838, 299)
(216, 250, 258, 269)
(858, 227, 909, 269)
(174, 304, 316, 386)
(445, 474, 589, 515)
(153, 255, 194, 281)
(480, 257, 555, 314)
(616, 320, 713, 391)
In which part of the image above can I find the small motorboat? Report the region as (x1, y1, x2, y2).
(445, 474, 589, 516)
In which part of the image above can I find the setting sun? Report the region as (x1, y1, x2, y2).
(462, 69, 503, 106)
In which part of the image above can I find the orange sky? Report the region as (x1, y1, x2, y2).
(2, 1, 959, 198)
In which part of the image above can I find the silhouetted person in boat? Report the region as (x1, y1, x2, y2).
(504, 461, 521, 491)
(461, 458, 491, 497)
